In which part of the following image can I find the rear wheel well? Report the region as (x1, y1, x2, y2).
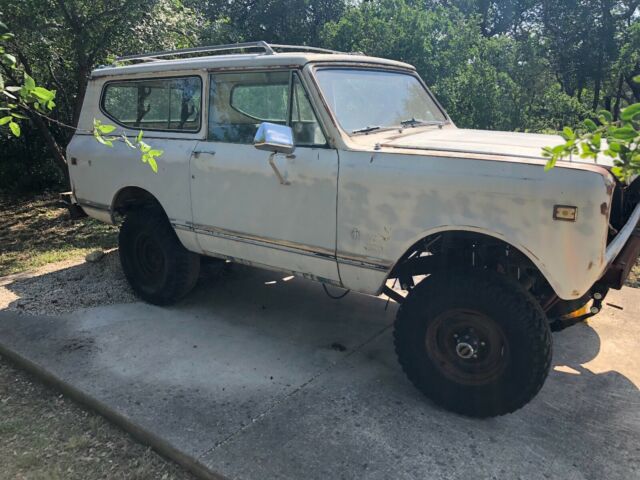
(388, 231, 556, 309)
(112, 187, 163, 220)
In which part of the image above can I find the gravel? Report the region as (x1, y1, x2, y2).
(0, 249, 136, 316)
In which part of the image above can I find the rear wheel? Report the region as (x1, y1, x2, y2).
(119, 207, 200, 305)
(394, 269, 552, 417)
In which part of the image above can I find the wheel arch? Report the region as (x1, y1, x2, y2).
(111, 185, 167, 221)
(385, 226, 560, 297)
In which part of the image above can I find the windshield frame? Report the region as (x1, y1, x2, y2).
(309, 64, 451, 137)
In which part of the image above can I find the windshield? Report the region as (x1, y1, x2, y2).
(315, 68, 447, 134)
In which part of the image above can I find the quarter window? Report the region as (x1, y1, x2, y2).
(102, 76, 201, 132)
(208, 71, 325, 146)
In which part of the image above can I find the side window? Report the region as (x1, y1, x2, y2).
(208, 71, 326, 146)
(102, 76, 201, 132)
(209, 71, 289, 144)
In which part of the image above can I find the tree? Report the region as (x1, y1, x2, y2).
(0, 0, 198, 189)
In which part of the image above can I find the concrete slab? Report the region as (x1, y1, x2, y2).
(0, 265, 638, 480)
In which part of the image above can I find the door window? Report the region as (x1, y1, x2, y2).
(101, 76, 201, 131)
(208, 71, 326, 146)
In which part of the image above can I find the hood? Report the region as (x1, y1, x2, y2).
(381, 127, 614, 168)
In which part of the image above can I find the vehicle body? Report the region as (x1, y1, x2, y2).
(67, 42, 640, 417)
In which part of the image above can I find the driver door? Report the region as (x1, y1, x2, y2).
(189, 70, 341, 284)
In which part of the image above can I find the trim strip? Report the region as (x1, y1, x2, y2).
(171, 220, 392, 272)
(76, 198, 111, 212)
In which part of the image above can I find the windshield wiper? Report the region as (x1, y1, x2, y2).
(352, 125, 381, 134)
(399, 118, 445, 128)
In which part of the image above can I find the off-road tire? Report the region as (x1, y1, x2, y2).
(394, 269, 552, 418)
(119, 207, 200, 305)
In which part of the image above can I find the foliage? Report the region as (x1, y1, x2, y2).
(93, 122, 162, 173)
(1, 0, 640, 193)
(544, 77, 640, 182)
(0, 21, 57, 138)
(1, 22, 161, 175)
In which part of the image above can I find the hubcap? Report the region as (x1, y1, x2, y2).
(425, 309, 509, 386)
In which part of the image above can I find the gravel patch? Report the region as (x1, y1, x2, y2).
(0, 249, 136, 316)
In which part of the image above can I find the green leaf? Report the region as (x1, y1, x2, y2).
(10, 112, 28, 119)
(583, 119, 598, 132)
(562, 127, 575, 140)
(611, 166, 624, 179)
(98, 124, 116, 134)
(148, 149, 163, 157)
(23, 73, 35, 91)
(544, 157, 557, 171)
(609, 142, 621, 153)
(31, 87, 55, 102)
(610, 126, 638, 141)
(598, 110, 613, 123)
(136, 130, 143, 143)
(148, 156, 158, 173)
(620, 103, 640, 122)
(1, 53, 16, 66)
(634, 75, 640, 84)
(0, 115, 11, 125)
(9, 121, 20, 137)
(139, 141, 151, 153)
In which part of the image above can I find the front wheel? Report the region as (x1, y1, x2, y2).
(394, 269, 552, 418)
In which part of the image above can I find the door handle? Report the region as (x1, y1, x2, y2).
(192, 146, 216, 158)
(268, 153, 290, 186)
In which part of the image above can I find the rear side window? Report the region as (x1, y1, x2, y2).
(101, 76, 202, 132)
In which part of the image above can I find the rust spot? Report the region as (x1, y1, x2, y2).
(601, 202, 608, 216)
(588, 261, 594, 270)
(606, 182, 615, 195)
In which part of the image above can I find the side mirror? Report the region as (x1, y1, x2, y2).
(253, 122, 295, 155)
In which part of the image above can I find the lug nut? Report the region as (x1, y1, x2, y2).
(593, 292, 602, 300)
(590, 307, 599, 314)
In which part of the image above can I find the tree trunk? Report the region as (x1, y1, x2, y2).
(592, 77, 602, 111)
(28, 112, 70, 187)
(613, 74, 624, 121)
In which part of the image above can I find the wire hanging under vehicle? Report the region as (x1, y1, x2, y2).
(322, 283, 350, 300)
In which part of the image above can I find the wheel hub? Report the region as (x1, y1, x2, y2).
(425, 309, 509, 386)
(455, 341, 476, 359)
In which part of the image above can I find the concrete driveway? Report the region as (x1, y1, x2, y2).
(0, 264, 638, 480)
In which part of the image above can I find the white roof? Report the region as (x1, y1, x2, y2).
(91, 52, 415, 78)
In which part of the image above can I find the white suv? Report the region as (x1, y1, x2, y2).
(67, 42, 640, 417)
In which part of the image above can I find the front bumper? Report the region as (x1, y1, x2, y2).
(600, 202, 640, 290)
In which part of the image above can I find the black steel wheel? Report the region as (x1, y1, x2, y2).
(394, 269, 552, 418)
(119, 206, 200, 305)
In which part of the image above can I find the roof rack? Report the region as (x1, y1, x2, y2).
(115, 41, 346, 64)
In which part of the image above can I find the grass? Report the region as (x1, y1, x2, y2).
(0, 357, 195, 480)
(0, 194, 117, 277)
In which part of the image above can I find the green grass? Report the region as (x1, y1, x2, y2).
(0, 195, 118, 276)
